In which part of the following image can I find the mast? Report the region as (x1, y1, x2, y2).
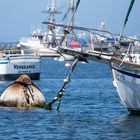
(119, 0, 135, 40)
(62, 0, 76, 25)
(44, 0, 61, 22)
(67, 0, 80, 27)
(70, 0, 76, 26)
(47, 0, 56, 22)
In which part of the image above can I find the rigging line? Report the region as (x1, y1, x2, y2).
(62, 8, 71, 22)
(119, 43, 133, 68)
(48, 27, 70, 61)
(67, 0, 80, 27)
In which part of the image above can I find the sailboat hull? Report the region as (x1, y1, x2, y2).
(111, 57, 140, 113)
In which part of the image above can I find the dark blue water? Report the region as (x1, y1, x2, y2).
(0, 57, 139, 140)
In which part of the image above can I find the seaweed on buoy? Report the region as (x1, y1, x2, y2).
(0, 75, 46, 108)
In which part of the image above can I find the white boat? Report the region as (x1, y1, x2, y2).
(18, 29, 47, 50)
(17, 0, 60, 57)
(0, 49, 40, 81)
(111, 44, 140, 113)
(18, 29, 59, 57)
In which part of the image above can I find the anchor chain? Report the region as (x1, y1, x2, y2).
(46, 58, 79, 110)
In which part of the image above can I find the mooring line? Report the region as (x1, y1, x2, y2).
(46, 58, 79, 110)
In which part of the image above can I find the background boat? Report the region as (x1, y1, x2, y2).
(0, 47, 40, 81)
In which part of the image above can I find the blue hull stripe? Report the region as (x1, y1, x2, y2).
(0, 73, 40, 81)
(112, 66, 140, 79)
(0, 62, 8, 64)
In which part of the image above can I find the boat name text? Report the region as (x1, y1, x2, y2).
(14, 65, 35, 69)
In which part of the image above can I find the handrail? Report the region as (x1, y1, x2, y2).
(0, 49, 40, 58)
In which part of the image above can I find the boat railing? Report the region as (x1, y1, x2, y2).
(0, 48, 40, 58)
(19, 37, 41, 42)
(0, 43, 17, 50)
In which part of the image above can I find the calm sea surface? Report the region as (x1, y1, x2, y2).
(0, 57, 140, 140)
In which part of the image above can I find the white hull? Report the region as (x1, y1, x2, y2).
(0, 56, 40, 80)
(19, 39, 46, 49)
(18, 39, 59, 57)
(112, 67, 140, 110)
(111, 57, 140, 112)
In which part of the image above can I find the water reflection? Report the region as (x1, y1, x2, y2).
(111, 114, 140, 139)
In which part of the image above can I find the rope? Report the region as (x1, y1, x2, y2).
(119, 43, 133, 67)
(48, 26, 71, 61)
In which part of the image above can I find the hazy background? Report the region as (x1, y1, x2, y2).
(0, 0, 139, 42)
